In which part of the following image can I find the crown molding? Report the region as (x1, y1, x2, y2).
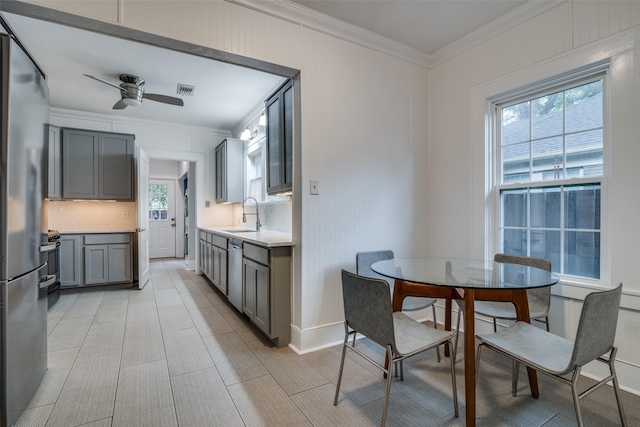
(227, 0, 430, 67)
(50, 107, 232, 137)
(428, 0, 567, 67)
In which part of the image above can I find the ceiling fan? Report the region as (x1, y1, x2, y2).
(84, 74, 184, 109)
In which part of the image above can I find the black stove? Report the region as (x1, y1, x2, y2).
(43, 229, 61, 308)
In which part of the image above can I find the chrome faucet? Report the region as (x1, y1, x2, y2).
(242, 197, 262, 231)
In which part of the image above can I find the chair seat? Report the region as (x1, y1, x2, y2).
(402, 296, 437, 312)
(477, 321, 574, 374)
(475, 299, 548, 320)
(393, 312, 456, 356)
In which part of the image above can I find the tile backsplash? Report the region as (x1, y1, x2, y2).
(48, 200, 137, 231)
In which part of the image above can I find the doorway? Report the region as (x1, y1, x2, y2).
(149, 178, 176, 258)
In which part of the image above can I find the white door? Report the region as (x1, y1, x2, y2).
(149, 178, 176, 258)
(137, 148, 150, 289)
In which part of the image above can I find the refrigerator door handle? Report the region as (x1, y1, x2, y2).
(39, 274, 56, 289)
(40, 243, 58, 252)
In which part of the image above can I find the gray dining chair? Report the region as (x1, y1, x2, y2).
(334, 270, 458, 426)
(357, 250, 441, 361)
(476, 283, 627, 427)
(454, 253, 552, 355)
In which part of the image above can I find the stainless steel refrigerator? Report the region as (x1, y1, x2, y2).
(0, 32, 50, 426)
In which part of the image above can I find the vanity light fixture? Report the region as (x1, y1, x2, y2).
(240, 126, 258, 141)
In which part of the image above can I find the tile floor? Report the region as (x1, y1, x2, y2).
(15, 258, 640, 426)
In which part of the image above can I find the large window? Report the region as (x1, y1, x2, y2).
(495, 75, 605, 280)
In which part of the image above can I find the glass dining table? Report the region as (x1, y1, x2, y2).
(371, 257, 559, 426)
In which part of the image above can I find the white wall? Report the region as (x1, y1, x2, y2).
(428, 1, 640, 393)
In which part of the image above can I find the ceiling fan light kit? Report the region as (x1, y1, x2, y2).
(84, 73, 184, 109)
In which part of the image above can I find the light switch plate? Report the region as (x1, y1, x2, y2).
(310, 179, 319, 195)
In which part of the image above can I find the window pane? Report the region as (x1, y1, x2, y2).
(531, 91, 563, 139)
(502, 142, 530, 183)
(502, 228, 527, 256)
(565, 81, 603, 133)
(531, 136, 563, 181)
(502, 101, 530, 145)
(564, 185, 600, 229)
(530, 230, 560, 272)
(564, 231, 600, 279)
(502, 189, 527, 227)
(565, 129, 603, 178)
(530, 188, 560, 228)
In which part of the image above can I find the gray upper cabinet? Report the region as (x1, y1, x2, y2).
(62, 128, 134, 200)
(47, 125, 61, 199)
(215, 138, 244, 204)
(266, 79, 293, 195)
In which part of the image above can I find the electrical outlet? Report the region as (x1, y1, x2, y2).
(205, 201, 211, 207)
(310, 179, 319, 195)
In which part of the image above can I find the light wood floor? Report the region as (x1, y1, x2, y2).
(16, 258, 639, 426)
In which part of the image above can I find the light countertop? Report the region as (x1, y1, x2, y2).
(199, 226, 294, 248)
(58, 230, 135, 234)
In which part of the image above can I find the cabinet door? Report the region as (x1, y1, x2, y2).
(84, 244, 108, 285)
(218, 248, 228, 294)
(108, 244, 132, 283)
(60, 235, 82, 287)
(99, 133, 134, 200)
(212, 245, 220, 287)
(206, 242, 214, 280)
(48, 125, 61, 199)
(266, 79, 293, 195)
(242, 258, 270, 335)
(253, 261, 270, 334)
(215, 142, 226, 202)
(242, 258, 257, 319)
(199, 238, 207, 276)
(62, 129, 99, 199)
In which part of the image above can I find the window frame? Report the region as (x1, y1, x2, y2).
(488, 63, 611, 287)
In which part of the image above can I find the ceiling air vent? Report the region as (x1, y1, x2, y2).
(176, 84, 195, 96)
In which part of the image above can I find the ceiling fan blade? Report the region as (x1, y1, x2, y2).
(84, 74, 125, 91)
(113, 99, 127, 110)
(144, 93, 184, 106)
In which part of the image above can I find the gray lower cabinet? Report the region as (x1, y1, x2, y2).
(60, 233, 132, 287)
(60, 234, 82, 287)
(62, 128, 134, 200)
(242, 242, 291, 347)
(198, 230, 227, 295)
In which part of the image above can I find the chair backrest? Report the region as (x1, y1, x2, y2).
(341, 269, 395, 348)
(569, 283, 622, 370)
(494, 254, 552, 309)
(494, 253, 551, 272)
(356, 250, 394, 284)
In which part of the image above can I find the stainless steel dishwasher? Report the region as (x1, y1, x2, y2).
(228, 238, 243, 311)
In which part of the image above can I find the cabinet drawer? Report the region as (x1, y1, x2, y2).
(199, 230, 207, 241)
(243, 243, 269, 265)
(213, 235, 228, 249)
(84, 233, 131, 245)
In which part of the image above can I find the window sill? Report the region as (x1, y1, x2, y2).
(551, 280, 640, 311)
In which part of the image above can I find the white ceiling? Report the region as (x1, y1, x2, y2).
(289, 0, 528, 55)
(2, 12, 286, 131)
(2, 1, 529, 131)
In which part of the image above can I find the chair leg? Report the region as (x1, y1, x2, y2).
(492, 317, 497, 332)
(609, 347, 628, 426)
(454, 308, 462, 360)
(570, 367, 584, 427)
(333, 331, 349, 406)
(432, 304, 441, 362)
(475, 343, 484, 386)
(381, 346, 394, 427)
(447, 341, 459, 417)
(545, 316, 550, 332)
(511, 360, 519, 396)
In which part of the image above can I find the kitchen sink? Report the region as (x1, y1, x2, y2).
(223, 229, 256, 233)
